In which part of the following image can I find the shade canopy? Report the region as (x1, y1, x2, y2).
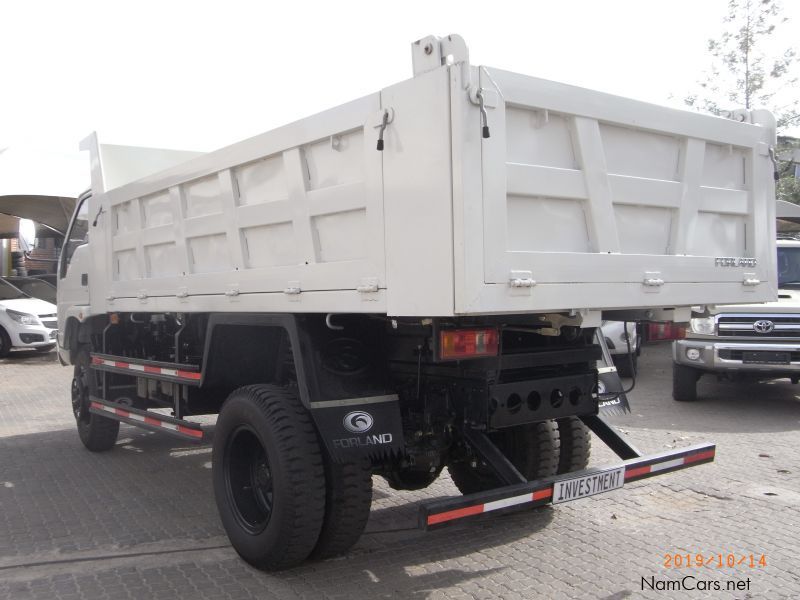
(0, 195, 76, 236)
(0, 146, 87, 236)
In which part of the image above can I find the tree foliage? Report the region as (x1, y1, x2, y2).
(777, 137, 800, 203)
(686, 0, 799, 202)
(686, 0, 799, 131)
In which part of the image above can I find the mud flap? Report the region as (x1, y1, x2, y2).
(310, 394, 405, 462)
(595, 330, 630, 416)
(597, 367, 630, 416)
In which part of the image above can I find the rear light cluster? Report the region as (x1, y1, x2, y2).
(439, 328, 499, 360)
(647, 322, 686, 342)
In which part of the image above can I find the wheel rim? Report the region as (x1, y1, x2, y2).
(225, 426, 274, 534)
(71, 365, 90, 423)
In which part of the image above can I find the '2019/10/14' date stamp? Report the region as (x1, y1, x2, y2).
(663, 552, 766, 569)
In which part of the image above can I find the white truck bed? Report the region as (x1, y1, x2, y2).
(85, 35, 778, 318)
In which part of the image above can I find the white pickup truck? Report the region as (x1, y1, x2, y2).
(674, 238, 800, 400)
(57, 34, 777, 570)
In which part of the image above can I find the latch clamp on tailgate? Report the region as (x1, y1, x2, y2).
(642, 272, 664, 292)
(742, 273, 761, 289)
(509, 271, 535, 288)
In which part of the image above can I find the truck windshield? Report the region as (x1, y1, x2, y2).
(0, 279, 30, 300)
(778, 247, 800, 287)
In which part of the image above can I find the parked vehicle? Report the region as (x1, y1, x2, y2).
(0, 279, 58, 356)
(2, 276, 57, 304)
(58, 34, 776, 570)
(28, 273, 58, 287)
(600, 321, 641, 378)
(673, 239, 800, 401)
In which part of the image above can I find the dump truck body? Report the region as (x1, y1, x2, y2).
(65, 38, 776, 321)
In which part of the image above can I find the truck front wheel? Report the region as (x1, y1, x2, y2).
(672, 364, 700, 402)
(448, 420, 560, 495)
(212, 385, 325, 570)
(72, 347, 120, 451)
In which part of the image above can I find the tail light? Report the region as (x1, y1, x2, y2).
(647, 322, 686, 342)
(439, 328, 499, 360)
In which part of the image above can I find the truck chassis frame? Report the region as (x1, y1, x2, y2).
(82, 332, 715, 532)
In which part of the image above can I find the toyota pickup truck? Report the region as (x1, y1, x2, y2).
(673, 239, 800, 401)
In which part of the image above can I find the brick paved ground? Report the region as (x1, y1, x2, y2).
(1, 344, 798, 599)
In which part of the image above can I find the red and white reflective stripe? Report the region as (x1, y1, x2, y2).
(91, 357, 201, 381)
(90, 401, 203, 439)
(426, 448, 716, 527)
(428, 488, 553, 526)
(624, 449, 715, 480)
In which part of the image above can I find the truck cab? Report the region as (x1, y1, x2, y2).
(56, 191, 92, 365)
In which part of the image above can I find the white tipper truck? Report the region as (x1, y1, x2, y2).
(57, 35, 777, 570)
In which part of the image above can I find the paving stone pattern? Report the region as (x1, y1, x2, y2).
(0, 345, 798, 599)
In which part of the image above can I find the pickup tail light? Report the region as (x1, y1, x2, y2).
(439, 328, 499, 360)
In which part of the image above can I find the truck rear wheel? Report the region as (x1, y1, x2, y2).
(448, 420, 560, 495)
(383, 465, 444, 491)
(212, 384, 325, 570)
(311, 458, 372, 559)
(555, 417, 591, 474)
(72, 347, 120, 451)
(672, 364, 699, 402)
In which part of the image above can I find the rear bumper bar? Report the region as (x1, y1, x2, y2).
(420, 442, 715, 529)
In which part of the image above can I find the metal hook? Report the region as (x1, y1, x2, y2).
(376, 110, 390, 151)
(325, 314, 345, 330)
(769, 147, 780, 182)
(476, 89, 490, 138)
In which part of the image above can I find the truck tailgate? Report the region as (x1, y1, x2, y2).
(451, 66, 777, 315)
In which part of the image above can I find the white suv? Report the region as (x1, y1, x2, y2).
(0, 279, 58, 356)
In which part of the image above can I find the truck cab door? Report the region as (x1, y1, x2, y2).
(57, 192, 92, 363)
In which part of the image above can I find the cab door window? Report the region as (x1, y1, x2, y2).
(60, 196, 90, 279)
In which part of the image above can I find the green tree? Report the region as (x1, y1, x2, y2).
(685, 0, 800, 202)
(686, 0, 798, 129)
(776, 136, 800, 203)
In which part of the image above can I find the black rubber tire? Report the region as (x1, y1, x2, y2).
(311, 458, 372, 560)
(0, 327, 11, 358)
(383, 465, 444, 491)
(672, 363, 699, 402)
(555, 417, 591, 474)
(73, 347, 120, 451)
(448, 420, 560, 495)
(614, 352, 637, 378)
(212, 385, 325, 570)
